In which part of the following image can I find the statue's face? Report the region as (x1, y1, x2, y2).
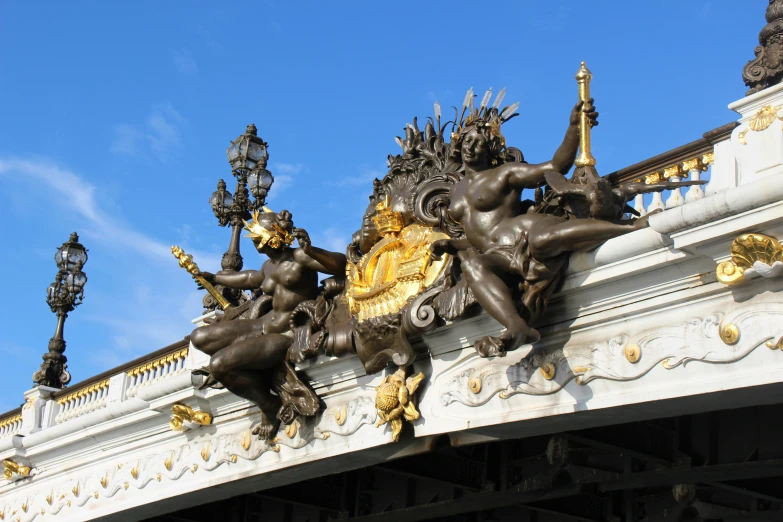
(247, 210, 295, 251)
(461, 129, 489, 167)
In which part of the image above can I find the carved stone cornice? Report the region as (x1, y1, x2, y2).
(0, 395, 379, 522)
(437, 300, 783, 407)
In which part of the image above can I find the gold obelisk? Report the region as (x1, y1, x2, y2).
(574, 61, 596, 168)
(171, 246, 232, 310)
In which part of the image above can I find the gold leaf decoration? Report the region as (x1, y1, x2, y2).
(716, 233, 783, 285)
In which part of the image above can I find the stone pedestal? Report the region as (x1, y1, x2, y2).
(730, 82, 783, 186)
(20, 385, 59, 435)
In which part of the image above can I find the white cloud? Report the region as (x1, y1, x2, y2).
(265, 164, 306, 197)
(110, 103, 185, 163)
(331, 167, 385, 187)
(273, 174, 293, 193)
(170, 47, 199, 75)
(315, 227, 350, 253)
(0, 158, 221, 374)
(0, 158, 220, 266)
(273, 162, 306, 175)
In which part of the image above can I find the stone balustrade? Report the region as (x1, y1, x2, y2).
(631, 152, 715, 216)
(0, 412, 22, 440)
(54, 379, 110, 424)
(125, 347, 189, 398)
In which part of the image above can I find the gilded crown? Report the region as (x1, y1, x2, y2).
(372, 195, 404, 237)
(243, 208, 295, 250)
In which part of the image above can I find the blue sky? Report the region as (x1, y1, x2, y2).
(0, 1, 765, 412)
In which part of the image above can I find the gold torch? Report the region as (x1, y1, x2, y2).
(574, 61, 596, 168)
(171, 246, 232, 311)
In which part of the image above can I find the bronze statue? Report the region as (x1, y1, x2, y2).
(176, 66, 705, 443)
(189, 208, 346, 440)
(430, 99, 653, 357)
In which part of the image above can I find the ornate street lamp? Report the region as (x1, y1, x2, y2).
(204, 124, 274, 310)
(33, 232, 88, 388)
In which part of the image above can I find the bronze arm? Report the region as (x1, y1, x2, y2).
(212, 269, 265, 290)
(507, 99, 594, 190)
(431, 237, 471, 258)
(296, 245, 347, 275)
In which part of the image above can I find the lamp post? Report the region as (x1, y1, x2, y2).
(204, 124, 274, 310)
(33, 232, 88, 389)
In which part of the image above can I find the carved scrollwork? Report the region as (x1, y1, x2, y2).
(413, 173, 464, 238)
(437, 301, 783, 408)
(744, 1, 783, 94)
(2, 396, 379, 521)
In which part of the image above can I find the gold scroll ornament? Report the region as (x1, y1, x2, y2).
(169, 403, 212, 431)
(575, 61, 596, 168)
(345, 196, 450, 322)
(171, 246, 232, 310)
(716, 233, 783, 285)
(3, 459, 30, 480)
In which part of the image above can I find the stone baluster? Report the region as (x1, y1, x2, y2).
(633, 193, 647, 216)
(664, 165, 685, 209)
(700, 151, 716, 194)
(683, 158, 705, 203)
(646, 172, 666, 213)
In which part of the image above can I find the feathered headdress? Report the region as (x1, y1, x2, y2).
(446, 87, 519, 147)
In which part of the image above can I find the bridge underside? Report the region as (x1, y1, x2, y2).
(146, 402, 783, 522)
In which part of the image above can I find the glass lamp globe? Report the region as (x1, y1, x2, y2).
(248, 168, 274, 204)
(210, 179, 234, 217)
(65, 271, 87, 294)
(226, 124, 268, 173)
(54, 233, 88, 272)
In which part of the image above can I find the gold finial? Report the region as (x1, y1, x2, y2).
(171, 246, 232, 310)
(574, 61, 596, 167)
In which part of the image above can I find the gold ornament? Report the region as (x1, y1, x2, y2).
(169, 404, 212, 431)
(285, 421, 298, 439)
(171, 246, 231, 310)
(540, 363, 556, 380)
(371, 195, 404, 236)
(2, 460, 30, 481)
(345, 220, 450, 322)
(720, 322, 740, 345)
(624, 344, 641, 363)
(374, 368, 424, 442)
(716, 233, 783, 285)
(243, 208, 294, 250)
(240, 431, 252, 451)
(334, 404, 348, 426)
(738, 105, 782, 145)
(574, 62, 596, 168)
